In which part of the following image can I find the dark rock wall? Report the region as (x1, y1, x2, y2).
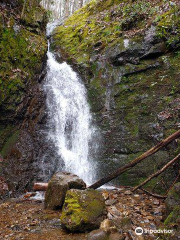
(0, 0, 49, 197)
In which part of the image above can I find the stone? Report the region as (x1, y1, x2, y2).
(100, 219, 117, 233)
(124, 190, 132, 195)
(87, 229, 109, 240)
(105, 199, 118, 206)
(165, 183, 180, 214)
(88, 230, 124, 240)
(144, 25, 157, 44)
(109, 233, 125, 240)
(112, 217, 131, 232)
(141, 42, 166, 59)
(108, 206, 121, 218)
(61, 189, 106, 232)
(44, 172, 86, 210)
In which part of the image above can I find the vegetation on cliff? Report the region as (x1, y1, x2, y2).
(0, 0, 47, 157)
(53, 0, 180, 191)
(54, 0, 180, 64)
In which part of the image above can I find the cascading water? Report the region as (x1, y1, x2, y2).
(42, 37, 97, 185)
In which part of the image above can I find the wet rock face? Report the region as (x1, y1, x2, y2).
(0, 0, 48, 197)
(165, 205, 180, 225)
(86, 29, 180, 187)
(165, 183, 180, 214)
(164, 205, 180, 239)
(61, 189, 106, 232)
(53, 0, 180, 189)
(44, 172, 86, 210)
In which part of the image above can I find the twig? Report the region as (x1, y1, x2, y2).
(165, 169, 180, 195)
(89, 130, 180, 189)
(141, 188, 167, 199)
(132, 154, 180, 192)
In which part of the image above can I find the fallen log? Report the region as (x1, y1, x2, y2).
(33, 183, 48, 191)
(88, 129, 180, 189)
(132, 153, 180, 192)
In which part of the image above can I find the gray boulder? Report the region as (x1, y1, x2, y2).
(61, 189, 106, 232)
(44, 172, 86, 210)
(87, 229, 109, 240)
(87, 229, 124, 240)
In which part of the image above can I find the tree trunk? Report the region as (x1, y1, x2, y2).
(88, 130, 180, 189)
(33, 183, 48, 191)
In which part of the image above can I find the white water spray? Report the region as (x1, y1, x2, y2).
(43, 43, 96, 184)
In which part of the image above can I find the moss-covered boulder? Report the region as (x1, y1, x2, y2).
(44, 172, 86, 210)
(165, 183, 180, 214)
(61, 189, 106, 232)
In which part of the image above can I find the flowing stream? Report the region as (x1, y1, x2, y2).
(43, 32, 97, 185)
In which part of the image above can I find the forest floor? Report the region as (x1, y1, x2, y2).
(0, 187, 167, 240)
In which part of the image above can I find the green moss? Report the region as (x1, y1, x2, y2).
(0, 130, 20, 158)
(0, 125, 15, 150)
(0, 1, 47, 156)
(61, 189, 105, 232)
(168, 186, 180, 202)
(155, 4, 180, 45)
(0, 24, 47, 110)
(53, 0, 179, 64)
(164, 206, 180, 227)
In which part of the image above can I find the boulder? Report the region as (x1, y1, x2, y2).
(61, 189, 106, 232)
(165, 183, 180, 214)
(87, 229, 109, 240)
(100, 219, 116, 232)
(44, 172, 86, 210)
(112, 217, 131, 232)
(87, 229, 124, 240)
(108, 233, 125, 240)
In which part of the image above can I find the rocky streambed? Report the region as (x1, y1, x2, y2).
(0, 186, 172, 240)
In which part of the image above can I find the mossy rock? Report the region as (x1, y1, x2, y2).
(61, 189, 106, 232)
(44, 172, 86, 210)
(165, 183, 180, 214)
(164, 206, 180, 228)
(163, 206, 180, 239)
(0, 130, 19, 158)
(0, 0, 47, 157)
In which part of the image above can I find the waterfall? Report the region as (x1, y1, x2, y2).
(43, 40, 97, 185)
(38, 0, 99, 185)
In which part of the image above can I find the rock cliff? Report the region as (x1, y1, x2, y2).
(0, 0, 48, 197)
(53, 0, 180, 190)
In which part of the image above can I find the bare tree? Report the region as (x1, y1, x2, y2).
(40, 0, 90, 20)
